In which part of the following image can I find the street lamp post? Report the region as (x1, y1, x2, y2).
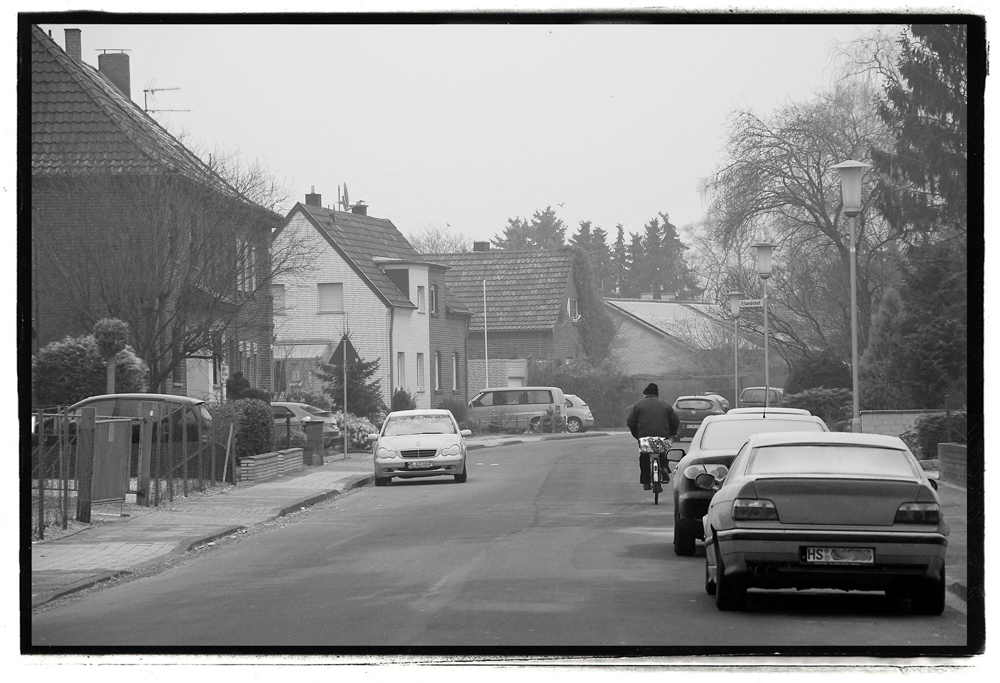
(833, 160, 870, 433)
(753, 243, 774, 407)
(728, 290, 742, 408)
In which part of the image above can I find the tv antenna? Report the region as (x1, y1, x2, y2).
(143, 80, 190, 114)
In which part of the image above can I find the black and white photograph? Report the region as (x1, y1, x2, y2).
(18, 3, 985, 673)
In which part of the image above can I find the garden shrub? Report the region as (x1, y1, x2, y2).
(391, 388, 417, 411)
(333, 412, 378, 451)
(912, 411, 967, 460)
(230, 398, 275, 459)
(438, 398, 468, 423)
(282, 389, 331, 410)
(32, 334, 148, 407)
(782, 387, 853, 431)
(240, 387, 272, 402)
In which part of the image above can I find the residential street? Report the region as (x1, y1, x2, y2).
(31, 434, 967, 650)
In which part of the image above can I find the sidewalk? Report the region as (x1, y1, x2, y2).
(29, 430, 968, 610)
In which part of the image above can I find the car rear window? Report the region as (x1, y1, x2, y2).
(526, 390, 553, 404)
(383, 415, 457, 436)
(304, 406, 335, 418)
(699, 419, 825, 450)
(747, 445, 918, 478)
(675, 399, 714, 411)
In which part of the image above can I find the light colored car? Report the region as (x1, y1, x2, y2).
(370, 409, 472, 486)
(702, 432, 949, 613)
(738, 386, 784, 408)
(726, 407, 810, 415)
(563, 395, 594, 433)
(468, 386, 567, 433)
(271, 402, 340, 446)
(666, 409, 828, 556)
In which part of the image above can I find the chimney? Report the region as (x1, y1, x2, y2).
(351, 201, 368, 216)
(473, 241, 491, 252)
(305, 186, 322, 207)
(65, 29, 82, 62)
(98, 51, 131, 97)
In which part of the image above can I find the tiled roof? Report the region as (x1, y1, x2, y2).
(424, 250, 575, 332)
(442, 284, 471, 316)
(293, 203, 423, 309)
(30, 25, 230, 194)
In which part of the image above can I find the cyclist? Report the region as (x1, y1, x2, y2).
(626, 383, 680, 490)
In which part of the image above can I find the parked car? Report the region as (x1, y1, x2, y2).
(702, 432, 949, 613)
(701, 392, 730, 411)
(369, 409, 472, 486)
(563, 395, 594, 433)
(67, 393, 213, 443)
(672, 395, 728, 441)
(738, 386, 784, 408)
(726, 407, 810, 416)
(665, 409, 828, 556)
(271, 402, 340, 446)
(468, 386, 567, 433)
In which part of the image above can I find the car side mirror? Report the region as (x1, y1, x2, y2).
(461, 429, 472, 437)
(666, 448, 685, 463)
(366, 433, 379, 441)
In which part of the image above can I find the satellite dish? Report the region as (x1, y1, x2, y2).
(343, 183, 350, 210)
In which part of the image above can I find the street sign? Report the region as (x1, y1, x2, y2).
(740, 299, 763, 308)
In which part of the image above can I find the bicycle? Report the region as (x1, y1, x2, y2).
(639, 436, 672, 504)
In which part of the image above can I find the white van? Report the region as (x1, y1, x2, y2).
(468, 386, 567, 432)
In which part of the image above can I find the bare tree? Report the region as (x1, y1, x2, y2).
(33, 150, 315, 391)
(407, 224, 471, 253)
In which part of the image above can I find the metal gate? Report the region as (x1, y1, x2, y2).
(91, 418, 133, 504)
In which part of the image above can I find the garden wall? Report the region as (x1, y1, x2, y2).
(860, 410, 938, 437)
(938, 443, 967, 488)
(238, 448, 305, 484)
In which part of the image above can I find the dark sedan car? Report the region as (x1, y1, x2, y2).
(666, 410, 828, 556)
(672, 395, 728, 441)
(702, 432, 949, 613)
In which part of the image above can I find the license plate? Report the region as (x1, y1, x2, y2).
(801, 547, 874, 565)
(406, 460, 433, 470)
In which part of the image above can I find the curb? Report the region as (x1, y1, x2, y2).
(467, 430, 612, 451)
(31, 473, 375, 609)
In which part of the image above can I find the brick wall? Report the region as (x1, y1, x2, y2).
(938, 443, 967, 487)
(859, 410, 938, 437)
(238, 448, 305, 484)
(429, 269, 469, 409)
(468, 359, 528, 395)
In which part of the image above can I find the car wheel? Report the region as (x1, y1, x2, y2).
(673, 504, 696, 556)
(714, 541, 746, 611)
(454, 468, 468, 483)
(566, 417, 582, 433)
(374, 474, 390, 487)
(705, 558, 717, 596)
(911, 570, 946, 616)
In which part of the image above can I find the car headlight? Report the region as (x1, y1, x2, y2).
(732, 498, 779, 521)
(894, 502, 940, 524)
(440, 443, 462, 456)
(376, 446, 398, 459)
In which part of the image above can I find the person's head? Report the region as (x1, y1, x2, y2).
(643, 383, 659, 397)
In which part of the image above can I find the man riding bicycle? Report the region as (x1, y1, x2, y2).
(626, 383, 680, 490)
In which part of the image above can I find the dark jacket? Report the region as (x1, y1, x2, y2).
(627, 395, 680, 440)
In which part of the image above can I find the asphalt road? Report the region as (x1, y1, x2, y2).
(31, 433, 967, 651)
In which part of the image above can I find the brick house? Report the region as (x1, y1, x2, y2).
(29, 25, 277, 401)
(271, 191, 468, 411)
(425, 247, 582, 393)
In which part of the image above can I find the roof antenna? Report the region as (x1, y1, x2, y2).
(143, 79, 190, 114)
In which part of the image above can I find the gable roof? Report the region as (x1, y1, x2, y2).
(283, 203, 428, 309)
(604, 298, 729, 341)
(30, 25, 237, 197)
(424, 249, 575, 332)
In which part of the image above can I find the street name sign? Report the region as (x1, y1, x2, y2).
(740, 299, 763, 308)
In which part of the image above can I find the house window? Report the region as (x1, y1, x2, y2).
(397, 352, 405, 388)
(417, 286, 426, 313)
(568, 297, 579, 319)
(434, 351, 441, 391)
(417, 353, 425, 391)
(429, 285, 438, 314)
(452, 352, 460, 391)
(271, 284, 285, 315)
(318, 283, 344, 313)
(238, 240, 256, 293)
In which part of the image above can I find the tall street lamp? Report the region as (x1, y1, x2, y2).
(728, 290, 742, 407)
(833, 160, 869, 433)
(753, 242, 774, 407)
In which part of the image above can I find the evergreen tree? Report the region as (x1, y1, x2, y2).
(639, 216, 664, 297)
(570, 220, 593, 251)
(316, 353, 388, 423)
(624, 231, 644, 297)
(859, 287, 908, 409)
(609, 224, 628, 297)
(660, 215, 704, 299)
(492, 206, 567, 250)
(591, 226, 611, 296)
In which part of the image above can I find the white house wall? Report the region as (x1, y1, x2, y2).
(272, 213, 392, 407)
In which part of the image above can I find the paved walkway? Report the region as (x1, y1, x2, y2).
(29, 431, 969, 610)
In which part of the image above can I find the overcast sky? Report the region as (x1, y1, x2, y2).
(36, 18, 885, 245)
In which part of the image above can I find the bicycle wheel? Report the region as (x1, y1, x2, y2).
(652, 458, 660, 504)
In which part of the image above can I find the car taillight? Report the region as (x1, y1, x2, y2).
(732, 498, 779, 521)
(894, 502, 940, 524)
